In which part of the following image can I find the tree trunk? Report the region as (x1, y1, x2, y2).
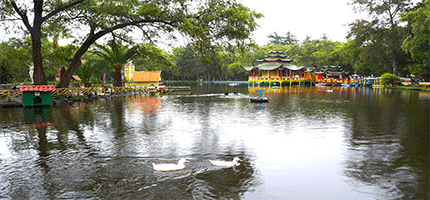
(57, 23, 132, 88)
(391, 51, 399, 76)
(113, 71, 122, 87)
(31, 0, 47, 85)
(57, 35, 96, 88)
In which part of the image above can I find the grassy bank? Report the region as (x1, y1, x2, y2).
(373, 84, 430, 91)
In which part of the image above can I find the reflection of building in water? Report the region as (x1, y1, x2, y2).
(243, 51, 314, 88)
(132, 96, 161, 114)
(23, 107, 56, 128)
(248, 86, 314, 95)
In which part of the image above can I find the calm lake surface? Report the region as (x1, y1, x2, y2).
(0, 83, 429, 199)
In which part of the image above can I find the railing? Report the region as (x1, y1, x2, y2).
(166, 86, 190, 91)
(0, 85, 190, 101)
(248, 76, 313, 81)
(0, 90, 23, 101)
(50, 86, 148, 97)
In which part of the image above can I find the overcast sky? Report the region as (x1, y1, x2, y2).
(240, 0, 367, 45)
(1, 0, 419, 49)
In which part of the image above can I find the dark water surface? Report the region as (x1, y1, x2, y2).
(0, 84, 428, 199)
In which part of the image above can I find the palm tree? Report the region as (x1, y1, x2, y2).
(94, 41, 139, 87)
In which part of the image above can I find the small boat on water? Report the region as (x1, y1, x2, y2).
(250, 97, 269, 103)
(250, 89, 269, 103)
(228, 83, 239, 86)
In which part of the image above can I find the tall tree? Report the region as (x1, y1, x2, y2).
(172, 45, 201, 80)
(94, 41, 138, 87)
(348, 0, 415, 76)
(400, 0, 430, 80)
(0, 38, 32, 83)
(267, 31, 298, 45)
(0, 0, 261, 87)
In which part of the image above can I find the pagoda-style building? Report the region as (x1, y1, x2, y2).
(313, 66, 350, 86)
(243, 51, 314, 87)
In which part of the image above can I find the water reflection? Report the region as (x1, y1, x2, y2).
(344, 88, 429, 199)
(0, 85, 428, 199)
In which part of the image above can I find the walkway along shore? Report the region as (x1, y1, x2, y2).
(0, 85, 190, 108)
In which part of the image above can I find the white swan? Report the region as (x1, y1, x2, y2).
(152, 158, 189, 172)
(209, 157, 242, 167)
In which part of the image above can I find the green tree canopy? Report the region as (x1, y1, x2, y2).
(348, 0, 415, 76)
(267, 31, 298, 45)
(1, 0, 262, 87)
(400, 0, 430, 80)
(0, 36, 76, 83)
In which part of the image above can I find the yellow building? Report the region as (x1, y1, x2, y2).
(124, 61, 135, 82)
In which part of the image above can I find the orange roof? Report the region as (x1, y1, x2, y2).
(72, 75, 81, 81)
(132, 71, 161, 82)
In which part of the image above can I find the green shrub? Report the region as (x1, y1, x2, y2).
(381, 73, 402, 85)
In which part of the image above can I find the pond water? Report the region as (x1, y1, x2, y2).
(0, 83, 428, 199)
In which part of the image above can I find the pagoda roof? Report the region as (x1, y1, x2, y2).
(325, 71, 345, 74)
(257, 58, 294, 62)
(284, 64, 308, 71)
(268, 50, 285, 54)
(242, 64, 308, 71)
(265, 54, 289, 58)
(243, 66, 254, 71)
(323, 65, 342, 69)
(256, 63, 283, 70)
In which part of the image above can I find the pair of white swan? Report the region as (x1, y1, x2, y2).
(152, 157, 242, 172)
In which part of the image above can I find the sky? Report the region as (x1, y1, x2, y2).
(1, 0, 419, 48)
(239, 0, 367, 45)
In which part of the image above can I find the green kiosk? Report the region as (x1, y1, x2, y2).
(18, 85, 56, 107)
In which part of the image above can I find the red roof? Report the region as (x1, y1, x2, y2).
(19, 85, 56, 92)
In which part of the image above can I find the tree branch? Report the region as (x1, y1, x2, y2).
(9, 0, 32, 32)
(58, 18, 179, 88)
(0, 17, 21, 22)
(42, 0, 87, 22)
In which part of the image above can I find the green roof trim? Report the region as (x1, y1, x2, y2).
(256, 63, 283, 70)
(268, 51, 285, 54)
(243, 66, 254, 71)
(323, 66, 342, 69)
(325, 71, 345, 74)
(284, 65, 306, 71)
(244, 64, 308, 71)
(257, 58, 294, 62)
(265, 54, 289, 58)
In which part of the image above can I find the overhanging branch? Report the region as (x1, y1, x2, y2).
(9, 0, 32, 32)
(42, 0, 87, 22)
